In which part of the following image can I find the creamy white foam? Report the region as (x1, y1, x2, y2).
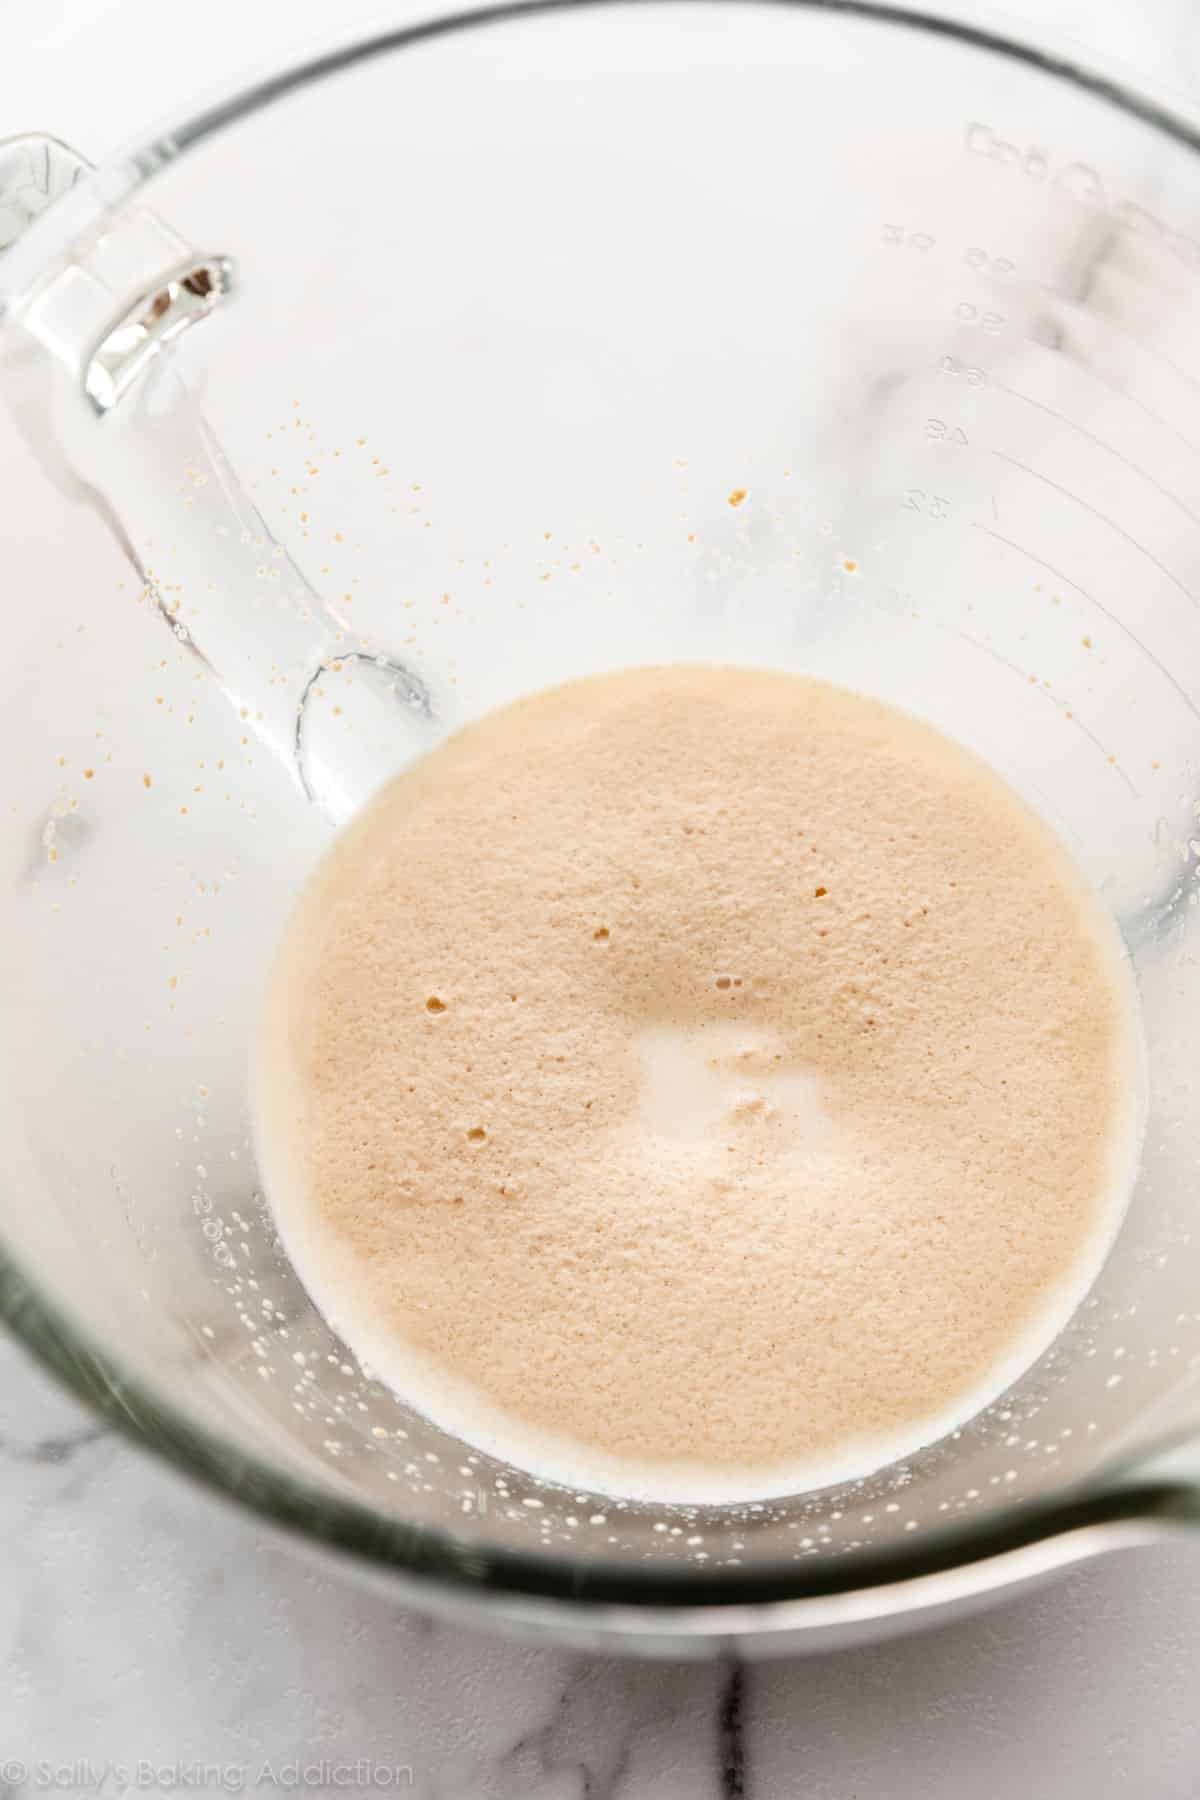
(255, 665, 1143, 1502)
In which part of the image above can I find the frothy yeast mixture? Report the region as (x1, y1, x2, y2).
(256, 666, 1140, 1502)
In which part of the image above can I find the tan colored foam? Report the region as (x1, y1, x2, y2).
(256, 665, 1138, 1498)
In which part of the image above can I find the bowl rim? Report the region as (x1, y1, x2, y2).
(4, 1242, 1189, 1639)
(4, 0, 1200, 1638)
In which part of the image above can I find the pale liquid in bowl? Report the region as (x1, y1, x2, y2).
(255, 666, 1142, 1502)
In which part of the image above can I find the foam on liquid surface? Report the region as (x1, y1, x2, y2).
(256, 666, 1141, 1502)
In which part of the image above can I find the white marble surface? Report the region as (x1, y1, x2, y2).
(4, 1327, 1200, 1799)
(7, 2, 1200, 1796)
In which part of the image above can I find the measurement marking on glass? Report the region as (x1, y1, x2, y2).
(934, 617, 1136, 796)
(1022, 340, 1200, 463)
(1036, 285, 1200, 402)
(993, 382, 1200, 533)
(990, 449, 1195, 602)
(973, 523, 1200, 728)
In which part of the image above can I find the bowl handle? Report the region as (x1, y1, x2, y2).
(0, 133, 436, 821)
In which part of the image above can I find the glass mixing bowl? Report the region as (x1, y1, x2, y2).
(3, 0, 1200, 1657)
